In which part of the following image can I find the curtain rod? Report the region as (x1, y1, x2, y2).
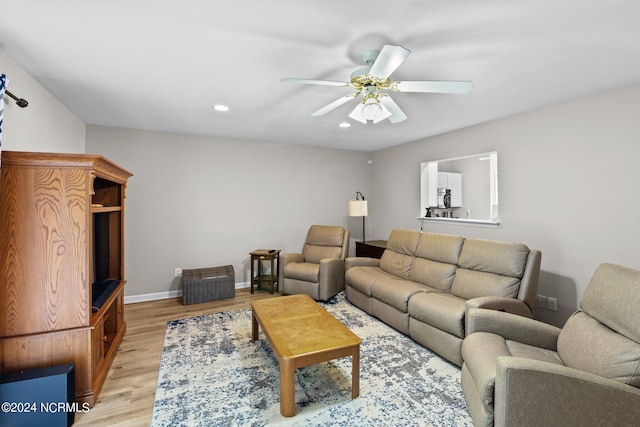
(5, 89, 29, 108)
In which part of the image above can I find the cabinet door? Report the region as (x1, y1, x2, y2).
(426, 163, 438, 208)
(438, 172, 448, 188)
(91, 316, 106, 376)
(0, 167, 90, 337)
(449, 173, 463, 207)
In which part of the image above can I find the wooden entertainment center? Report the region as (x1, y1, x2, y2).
(0, 151, 132, 406)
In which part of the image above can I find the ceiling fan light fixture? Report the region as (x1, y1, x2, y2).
(362, 97, 382, 120)
(365, 96, 392, 123)
(373, 103, 392, 123)
(348, 103, 366, 124)
(349, 97, 391, 124)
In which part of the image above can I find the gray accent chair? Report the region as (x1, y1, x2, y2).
(280, 225, 349, 301)
(461, 263, 640, 427)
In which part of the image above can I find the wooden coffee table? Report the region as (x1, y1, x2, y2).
(251, 294, 361, 417)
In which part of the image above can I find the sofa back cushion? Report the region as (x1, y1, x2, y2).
(414, 232, 465, 264)
(580, 263, 640, 344)
(557, 263, 640, 387)
(303, 225, 346, 264)
(409, 258, 457, 292)
(450, 238, 530, 300)
(558, 311, 640, 387)
(408, 232, 464, 291)
(450, 268, 520, 299)
(379, 229, 421, 279)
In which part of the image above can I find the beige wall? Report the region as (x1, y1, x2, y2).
(86, 125, 371, 298)
(1, 50, 85, 153)
(370, 83, 640, 326)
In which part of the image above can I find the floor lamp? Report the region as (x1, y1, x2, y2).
(348, 191, 368, 243)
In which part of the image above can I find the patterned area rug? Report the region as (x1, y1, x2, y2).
(152, 293, 472, 426)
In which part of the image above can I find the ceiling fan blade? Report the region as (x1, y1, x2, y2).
(379, 96, 408, 123)
(368, 45, 411, 79)
(311, 94, 358, 116)
(280, 77, 349, 87)
(393, 80, 473, 94)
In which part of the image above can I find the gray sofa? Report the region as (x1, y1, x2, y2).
(345, 229, 541, 366)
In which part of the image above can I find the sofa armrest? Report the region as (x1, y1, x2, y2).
(281, 252, 304, 264)
(495, 356, 640, 427)
(279, 253, 304, 284)
(345, 256, 380, 270)
(318, 258, 345, 301)
(466, 308, 561, 350)
(466, 296, 533, 318)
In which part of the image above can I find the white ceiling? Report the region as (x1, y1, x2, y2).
(2, 0, 640, 152)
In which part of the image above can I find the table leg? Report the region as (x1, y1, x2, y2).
(251, 308, 258, 342)
(250, 256, 255, 294)
(275, 254, 279, 293)
(270, 257, 275, 294)
(280, 358, 296, 417)
(352, 344, 360, 399)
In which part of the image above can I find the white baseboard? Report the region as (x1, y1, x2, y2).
(124, 282, 250, 304)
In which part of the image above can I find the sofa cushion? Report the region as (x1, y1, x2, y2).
(450, 268, 520, 300)
(458, 238, 530, 278)
(303, 225, 345, 263)
(304, 245, 342, 264)
(505, 341, 564, 366)
(380, 251, 415, 279)
(385, 228, 422, 255)
(306, 224, 346, 246)
(409, 292, 466, 338)
(284, 261, 319, 283)
(580, 263, 640, 344)
(557, 311, 640, 387)
(379, 229, 421, 278)
(346, 266, 397, 297)
(414, 232, 465, 265)
(370, 278, 430, 313)
(409, 257, 457, 292)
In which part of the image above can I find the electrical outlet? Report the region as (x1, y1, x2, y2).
(537, 295, 548, 309)
(175, 268, 182, 278)
(548, 297, 558, 311)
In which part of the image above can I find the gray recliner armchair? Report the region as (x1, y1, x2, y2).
(280, 225, 349, 301)
(461, 263, 640, 427)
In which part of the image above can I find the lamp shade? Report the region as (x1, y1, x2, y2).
(349, 199, 368, 217)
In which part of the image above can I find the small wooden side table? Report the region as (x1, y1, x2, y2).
(250, 249, 281, 294)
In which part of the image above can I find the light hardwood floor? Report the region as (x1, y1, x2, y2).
(74, 288, 278, 427)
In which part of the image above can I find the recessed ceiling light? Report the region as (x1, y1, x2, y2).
(213, 105, 230, 112)
(338, 122, 351, 128)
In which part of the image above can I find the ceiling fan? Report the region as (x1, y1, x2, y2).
(281, 45, 472, 124)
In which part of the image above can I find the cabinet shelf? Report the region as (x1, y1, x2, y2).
(91, 206, 122, 213)
(91, 280, 126, 322)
